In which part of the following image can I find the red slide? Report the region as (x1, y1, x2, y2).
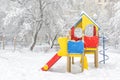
(41, 53, 61, 71)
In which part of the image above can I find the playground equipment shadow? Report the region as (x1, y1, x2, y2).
(48, 60, 98, 74)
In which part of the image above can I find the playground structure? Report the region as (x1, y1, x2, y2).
(41, 11, 100, 72)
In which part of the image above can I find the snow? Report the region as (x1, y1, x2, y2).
(0, 47, 120, 80)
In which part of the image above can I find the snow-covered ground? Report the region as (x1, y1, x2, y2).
(0, 47, 120, 80)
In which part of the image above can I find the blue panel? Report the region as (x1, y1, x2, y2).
(68, 40, 84, 54)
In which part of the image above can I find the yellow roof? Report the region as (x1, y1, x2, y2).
(73, 11, 100, 31)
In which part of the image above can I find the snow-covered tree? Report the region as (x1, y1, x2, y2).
(1, 0, 120, 50)
(109, 1, 120, 48)
(10, 0, 66, 50)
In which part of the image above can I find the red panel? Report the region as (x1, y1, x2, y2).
(84, 36, 99, 48)
(71, 27, 82, 41)
(93, 26, 96, 36)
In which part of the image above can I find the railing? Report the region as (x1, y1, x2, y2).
(99, 34, 109, 64)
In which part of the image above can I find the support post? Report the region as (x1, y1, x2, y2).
(67, 56, 71, 72)
(81, 53, 84, 72)
(72, 57, 74, 64)
(95, 48, 98, 68)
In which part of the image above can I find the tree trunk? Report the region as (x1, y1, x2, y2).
(30, 31, 39, 51)
(50, 33, 58, 48)
(50, 24, 67, 48)
(13, 37, 16, 51)
(2, 35, 5, 50)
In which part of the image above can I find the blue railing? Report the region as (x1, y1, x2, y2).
(99, 34, 109, 64)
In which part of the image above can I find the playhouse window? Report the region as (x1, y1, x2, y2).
(74, 28, 82, 38)
(85, 24, 94, 37)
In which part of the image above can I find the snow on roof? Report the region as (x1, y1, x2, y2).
(73, 17, 82, 27)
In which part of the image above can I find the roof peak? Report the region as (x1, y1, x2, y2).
(80, 11, 100, 28)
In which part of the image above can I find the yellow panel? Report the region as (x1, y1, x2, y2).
(58, 37, 68, 50)
(76, 21, 82, 28)
(57, 50, 68, 56)
(85, 48, 97, 51)
(82, 15, 98, 31)
(84, 51, 94, 54)
(83, 56, 88, 69)
(68, 54, 82, 57)
(84, 48, 97, 54)
(57, 37, 68, 56)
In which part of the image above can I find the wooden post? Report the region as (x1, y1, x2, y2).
(94, 50, 96, 65)
(67, 56, 71, 72)
(72, 57, 74, 64)
(95, 48, 98, 68)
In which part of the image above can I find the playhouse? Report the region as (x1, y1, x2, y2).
(41, 11, 99, 72)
